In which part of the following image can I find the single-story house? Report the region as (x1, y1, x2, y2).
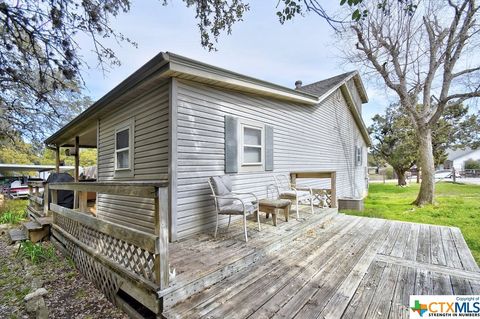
(33, 52, 372, 316)
(44, 52, 370, 241)
(443, 148, 480, 171)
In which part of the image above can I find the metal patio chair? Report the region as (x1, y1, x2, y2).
(208, 175, 261, 242)
(273, 174, 314, 218)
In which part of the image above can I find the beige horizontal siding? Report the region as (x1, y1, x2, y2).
(96, 81, 170, 233)
(175, 79, 367, 239)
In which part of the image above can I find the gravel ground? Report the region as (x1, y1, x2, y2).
(0, 226, 128, 319)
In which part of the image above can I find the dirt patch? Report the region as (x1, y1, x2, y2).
(0, 230, 128, 319)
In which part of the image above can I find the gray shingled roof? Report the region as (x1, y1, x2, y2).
(297, 71, 356, 97)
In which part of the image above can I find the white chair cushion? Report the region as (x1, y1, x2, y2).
(219, 203, 256, 215)
(279, 190, 311, 200)
(210, 175, 234, 207)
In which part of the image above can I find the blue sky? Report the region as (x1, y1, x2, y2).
(78, 1, 393, 126)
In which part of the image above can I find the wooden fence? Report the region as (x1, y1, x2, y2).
(46, 181, 169, 316)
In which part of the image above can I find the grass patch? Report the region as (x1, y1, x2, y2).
(0, 199, 28, 225)
(344, 182, 480, 265)
(0, 211, 25, 224)
(18, 241, 57, 264)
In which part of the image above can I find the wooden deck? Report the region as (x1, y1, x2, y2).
(163, 208, 480, 319)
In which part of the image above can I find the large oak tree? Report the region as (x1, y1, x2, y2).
(370, 103, 480, 186)
(342, 0, 480, 205)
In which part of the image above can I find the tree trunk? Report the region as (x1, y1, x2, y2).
(395, 170, 407, 186)
(413, 126, 435, 205)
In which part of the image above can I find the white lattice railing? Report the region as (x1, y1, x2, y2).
(47, 182, 169, 315)
(27, 181, 47, 217)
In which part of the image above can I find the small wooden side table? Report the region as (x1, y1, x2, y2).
(258, 199, 291, 226)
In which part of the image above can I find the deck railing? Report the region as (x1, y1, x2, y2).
(28, 181, 47, 217)
(290, 171, 337, 208)
(46, 181, 169, 315)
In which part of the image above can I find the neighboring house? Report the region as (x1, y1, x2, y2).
(443, 148, 480, 170)
(44, 52, 370, 241)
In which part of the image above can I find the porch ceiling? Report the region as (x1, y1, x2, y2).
(56, 124, 98, 148)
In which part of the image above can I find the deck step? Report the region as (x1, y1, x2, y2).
(27, 205, 45, 218)
(22, 220, 43, 231)
(28, 209, 53, 226)
(22, 220, 50, 243)
(35, 216, 53, 226)
(8, 228, 28, 244)
(160, 208, 339, 308)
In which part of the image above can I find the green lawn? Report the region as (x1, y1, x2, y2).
(344, 182, 480, 265)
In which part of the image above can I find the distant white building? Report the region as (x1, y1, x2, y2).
(444, 148, 480, 170)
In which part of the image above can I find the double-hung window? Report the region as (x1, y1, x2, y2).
(114, 119, 134, 176)
(224, 115, 274, 174)
(115, 127, 130, 169)
(240, 122, 264, 170)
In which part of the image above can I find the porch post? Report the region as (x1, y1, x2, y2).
(330, 172, 337, 208)
(55, 146, 60, 173)
(43, 183, 49, 216)
(74, 136, 80, 182)
(154, 186, 169, 290)
(74, 136, 80, 208)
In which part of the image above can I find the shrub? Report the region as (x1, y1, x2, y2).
(18, 241, 57, 264)
(465, 159, 480, 170)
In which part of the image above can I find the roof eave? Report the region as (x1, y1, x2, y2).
(45, 52, 171, 146)
(166, 52, 319, 105)
(352, 72, 369, 103)
(315, 71, 368, 105)
(340, 85, 372, 147)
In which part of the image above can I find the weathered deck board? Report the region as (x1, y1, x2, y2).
(164, 213, 480, 319)
(263, 219, 379, 319)
(341, 261, 387, 319)
(206, 217, 368, 318)
(441, 226, 464, 269)
(387, 265, 416, 319)
(430, 226, 447, 266)
(450, 227, 480, 272)
(317, 222, 390, 319)
(416, 224, 431, 264)
(363, 263, 401, 319)
(171, 216, 351, 318)
(163, 207, 339, 306)
(248, 218, 369, 319)
(402, 222, 420, 261)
